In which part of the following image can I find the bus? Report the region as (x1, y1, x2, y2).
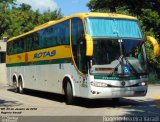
(6, 13, 159, 104)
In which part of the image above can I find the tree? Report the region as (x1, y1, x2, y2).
(41, 9, 63, 23)
(0, 1, 63, 39)
(87, 0, 160, 14)
(0, 0, 14, 38)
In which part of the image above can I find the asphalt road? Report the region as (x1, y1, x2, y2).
(0, 84, 160, 122)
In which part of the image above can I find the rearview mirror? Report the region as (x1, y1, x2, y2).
(85, 34, 93, 56)
(146, 36, 159, 57)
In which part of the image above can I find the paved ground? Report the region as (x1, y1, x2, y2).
(0, 84, 160, 121)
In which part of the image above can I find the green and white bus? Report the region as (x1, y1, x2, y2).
(6, 13, 159, 104)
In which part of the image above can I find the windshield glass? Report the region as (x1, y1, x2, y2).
(90, 39, 147, 75)
(85, 18, 142, 39)
(92, 39, 120, 65)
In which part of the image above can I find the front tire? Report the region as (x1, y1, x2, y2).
(65, 82, 74, 105)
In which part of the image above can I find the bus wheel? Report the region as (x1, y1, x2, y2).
(18, 78, 24, 94)
(112, 98, 120, 102)
(65, 82, 74, 105)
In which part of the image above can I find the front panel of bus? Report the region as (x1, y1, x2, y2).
(76, 17, 148, 99)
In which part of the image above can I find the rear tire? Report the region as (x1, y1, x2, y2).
(18, 78, 24, 94)
(65, 81, 74, 105)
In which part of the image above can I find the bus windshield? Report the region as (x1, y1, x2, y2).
(90, 38, 147, 76)
(85, 17, 147, 76)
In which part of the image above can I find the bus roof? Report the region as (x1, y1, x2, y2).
(7, 12, 138, 42)
(72, 12, 137, 20)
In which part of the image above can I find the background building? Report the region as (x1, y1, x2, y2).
(0, 37, 7, 85)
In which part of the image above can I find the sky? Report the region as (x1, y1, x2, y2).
(16, 0, 90, 16)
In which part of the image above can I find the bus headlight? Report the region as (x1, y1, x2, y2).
(139, 82, 147, 86)
(91, 82, 108, 87)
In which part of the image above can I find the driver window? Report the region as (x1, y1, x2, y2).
(71, 18, 87, 73)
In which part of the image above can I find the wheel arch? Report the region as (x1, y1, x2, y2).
(12, 73, 18, 87)
(62, 75, 75, 96)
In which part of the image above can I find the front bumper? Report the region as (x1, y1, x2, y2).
(88, 86, 148, 99)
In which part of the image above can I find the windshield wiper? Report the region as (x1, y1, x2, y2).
(108, 55, 139, 77)
(108, 55, 123, 76)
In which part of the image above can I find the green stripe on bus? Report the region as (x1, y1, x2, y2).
(6, 58, 72, 67)
(94, 75, 138, 80)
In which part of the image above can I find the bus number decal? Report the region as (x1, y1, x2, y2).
(34, 50, 56, 59)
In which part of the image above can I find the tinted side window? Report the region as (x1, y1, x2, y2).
(25, 33, 40, 51)
(57, 20, 70, 45)
(25, 35, 33, 52)
(40, 20, 70, 48)
(7, 42, 13, 55)
(72, 18, 84, 45)
(18, 39, 24, 53)
(71, 18, 87, 73)
(7, 20, 70, 55)
(33, 32, 40, 50)
(12, 39, 24, 54)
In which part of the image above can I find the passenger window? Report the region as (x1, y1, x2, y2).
(41, 20, 70, 48)
(7, 39, 24, 55)
(7, 42, 13, 55)
(33, 32, 40, 50)
(25, 35, 33, 51)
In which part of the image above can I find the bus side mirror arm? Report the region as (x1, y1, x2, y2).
(85, 34, 93, 56)
(146, 36, 160, 57)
